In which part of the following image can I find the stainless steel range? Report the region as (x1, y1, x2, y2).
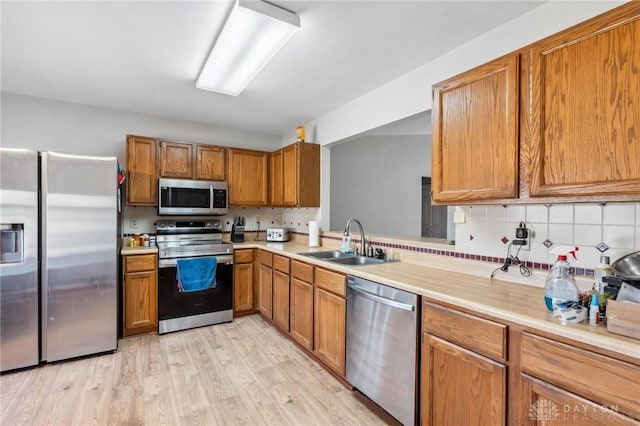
(156, 220, 233, 334)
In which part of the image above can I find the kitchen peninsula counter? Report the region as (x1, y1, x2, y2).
(233, 241, 640, 362)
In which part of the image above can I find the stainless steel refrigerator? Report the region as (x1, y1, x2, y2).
(1, 148, 118, 372)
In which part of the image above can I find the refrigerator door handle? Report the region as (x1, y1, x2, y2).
(41, 154, 49, 362)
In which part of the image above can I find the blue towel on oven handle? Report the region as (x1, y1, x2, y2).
(176, 257, 217, 292)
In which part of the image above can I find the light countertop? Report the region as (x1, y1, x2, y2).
(234, 241, 640, 361)
(120, 245, 159, 255)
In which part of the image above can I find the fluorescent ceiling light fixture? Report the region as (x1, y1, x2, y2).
(196, 0, 300, 96)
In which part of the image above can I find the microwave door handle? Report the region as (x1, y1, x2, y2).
(210, 185, 214, 211)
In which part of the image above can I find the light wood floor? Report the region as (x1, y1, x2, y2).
(1, 315, 393, 426)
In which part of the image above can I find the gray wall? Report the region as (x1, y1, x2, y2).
(1, 93, 282, 162)
(330, 134, 430, 237)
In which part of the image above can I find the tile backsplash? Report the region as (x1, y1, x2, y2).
(454, 202, 639, 269)
(121, 205, 320, 236)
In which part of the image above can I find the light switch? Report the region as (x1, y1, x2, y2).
(453, 211, 466, 224)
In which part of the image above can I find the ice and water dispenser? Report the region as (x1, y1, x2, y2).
(0, 224, 24, 264)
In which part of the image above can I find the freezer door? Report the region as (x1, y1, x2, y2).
(0, 148, 40, 372)
(42, 152, 118, 362)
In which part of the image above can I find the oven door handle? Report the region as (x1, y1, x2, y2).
(159, 255, 234, 269)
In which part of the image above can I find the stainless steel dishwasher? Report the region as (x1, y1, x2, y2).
(346, 275, 419, 426)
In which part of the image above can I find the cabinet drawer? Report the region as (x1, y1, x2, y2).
(423, 301, 507, 362)
(234, 249, 254, 264)
(315, 268, 345, 298)
(259, 250, 272, 267)
(124, 254, 156, 273)
(521, 332, 640, 420)
(273, 254, 290, 274)
(291, 260, 313, 283)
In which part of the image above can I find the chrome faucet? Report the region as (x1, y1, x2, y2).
(344, 218, 366, 256)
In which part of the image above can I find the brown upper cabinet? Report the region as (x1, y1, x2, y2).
(271, 142, 320, 207)
(432, 3, 640, 204)
(159, 141, 193, 178)
(270, 149, 284, 206)
(159, 140, 226, 181)
(228, 148, 269, 206)
(432, 55, 519, 203)
(196, 145, 226, 181)
(523, 4, 640, 199)
(126, 135, 158, 205)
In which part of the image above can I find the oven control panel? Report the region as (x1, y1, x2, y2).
(157, 220, 221, 233)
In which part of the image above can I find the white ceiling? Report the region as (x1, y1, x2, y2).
(1, 1, 544, 137)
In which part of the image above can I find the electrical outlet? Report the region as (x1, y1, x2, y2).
(130, 217, 138, 228)
(453, 211, 466, 224)
(512, 223, 530, 251)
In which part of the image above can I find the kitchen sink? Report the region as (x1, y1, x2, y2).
(299, 250, 353, 259)
(327, 256, 387, 266)
(299, 251, 388, 266)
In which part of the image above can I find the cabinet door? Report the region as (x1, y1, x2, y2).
(282, 144, 298, 206)
(257, 264, 272, 318)
(521, 375, 639, 426)
(290, 277, 313, 351)
(421, 334, 505, 426)
(196, 145, 225, 181)
(126, 136, 157, 205)
(272, 270, 290, 331)
(233, 263, 253, 313)
(297, 143, 320, 207)
(314, 287, 346, 375)
(432, 55, 519, 202)
(525, 6, 640, 198)
(228, 148, 269, 206)
(123, 270, 158, 336)
(159, 141, 193, 178)
(270, 149, 283, 206)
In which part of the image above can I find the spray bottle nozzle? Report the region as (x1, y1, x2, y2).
(550, 246, 579, 260)
(568, 247, 579, 260)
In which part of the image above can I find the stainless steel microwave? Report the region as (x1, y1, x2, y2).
(158, 178, 228, 216)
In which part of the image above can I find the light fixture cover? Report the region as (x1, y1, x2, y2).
(196, 0, 300, 96)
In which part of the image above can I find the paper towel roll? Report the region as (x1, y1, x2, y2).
(308, 221, 320, 247)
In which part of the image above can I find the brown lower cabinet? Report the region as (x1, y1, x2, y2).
(522, 375, 638, 426)
(233, 249, 254, 314)
(249, 251, 640, 425)
(122, 253, 158, 337)
(421, 301, 506, 425)
(421, 334, 506, 425)
(519, 332, 640, 424)
(255, 255, 345, 377)
(272, 255, 290, 332)
(272, 269, 290, 331)
(313, 268, 346, 376)
(421, 299, 640, 426)
(289, 259, 314, 351)
(257, 263, 273, 318)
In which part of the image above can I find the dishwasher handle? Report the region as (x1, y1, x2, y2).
(347, 283, 415, 311)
